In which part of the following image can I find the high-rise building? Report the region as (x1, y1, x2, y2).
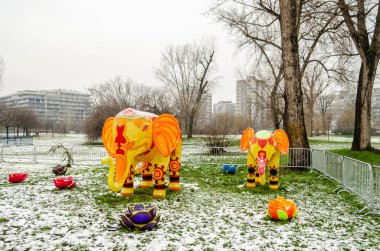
(0, 89, 92, 122)
(236, 78, 272, 129)
(196, 93, 212, 127)
(213, 100, 236, 115)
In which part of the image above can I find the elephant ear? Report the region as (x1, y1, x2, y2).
(273, 129, 289, 154)
(153, 114, 181, 157)
(102, 117, 116, 158)
(240, 128, 254, 151)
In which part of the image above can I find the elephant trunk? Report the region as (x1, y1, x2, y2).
(256, 155, 268, 185)
(101, 155, 130, 192)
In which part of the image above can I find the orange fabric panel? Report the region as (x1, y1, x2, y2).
(273, 129, 289, 154)
(152, 114, 181, 157)
(240, 128, 254, 151)
(102, 117, 115, 157)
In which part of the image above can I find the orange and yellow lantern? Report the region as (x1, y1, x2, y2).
(267, 196, 299, 220)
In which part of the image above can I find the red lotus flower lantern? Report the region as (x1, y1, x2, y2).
(9, 173, 28, 183)
(53, 176, 76, 189)
(268, 196, 299, 220)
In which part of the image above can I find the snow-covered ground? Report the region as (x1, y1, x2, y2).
(0, 135, 379, 250)
(1, 163, 379, 250)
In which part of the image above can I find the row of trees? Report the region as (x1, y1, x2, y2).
(0, 106, 39, 138)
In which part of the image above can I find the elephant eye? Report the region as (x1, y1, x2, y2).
(142, 124, 149, 131)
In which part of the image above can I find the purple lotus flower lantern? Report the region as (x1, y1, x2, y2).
(120, 204, 160, 230)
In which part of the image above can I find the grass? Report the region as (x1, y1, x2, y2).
(93, 164, 372, 219)
(329, 148, 380, 166)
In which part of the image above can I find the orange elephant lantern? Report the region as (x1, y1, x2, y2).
(240, 128, 289, 190)
(268, 196, 299, 220)
(101, 108, 182, 198)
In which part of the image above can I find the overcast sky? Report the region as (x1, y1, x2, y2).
(0, 0, 246, 103)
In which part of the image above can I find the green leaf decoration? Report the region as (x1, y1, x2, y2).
(277, 210, 288, 221)
(292, 210, 299, 219)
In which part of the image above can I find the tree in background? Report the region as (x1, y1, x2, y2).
(0, 105, 15, 142)
(335, 107, 356, 135)
(143, 87, 176, 115)
(155, 40, 217, 138)
(338, 0, 380, 150)
(88, 76, 147, 112)
(13, 108, 39, 136)
(303, 66, 330, 136)
(317, 91, 335, 136)
(85, 77, 143, 141)
(85, 76, 176, 141)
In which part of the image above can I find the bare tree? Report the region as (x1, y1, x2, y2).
(88, 76, 147, 112)
(209, 0, 348, 148)
(338, 0, 380, 150)
(143, 87, 176, 115)
(155, 40, 217, 138)
(335, 107, 356, 135)
(303, 66, 330, 136)
(11, 108, 38, 136)
(0, 106, 16, 143)
(317, 91, 335, 136)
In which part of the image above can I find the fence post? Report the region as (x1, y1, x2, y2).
(369, 165, 374, 211)
(0, 146, 4, 162)
(33, 146, 37, 163)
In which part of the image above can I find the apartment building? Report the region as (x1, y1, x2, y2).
(0, 89, 92, 122)
(236, 78, 272, 129)
(213, 100, 236, 115)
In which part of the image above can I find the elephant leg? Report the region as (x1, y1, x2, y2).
(255, 165, 261, 185)
(246, 164, 256, 188)
(268, 153, 280, 190)
(168, 156, 181, 191)
(153, 164, 167, 198)
(268, 165, 279, 190)
(121, 164, 135, 196)
(140, 161, 153, 188)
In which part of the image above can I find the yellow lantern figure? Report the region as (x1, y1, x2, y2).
(240, 128, 289, 190)
(101, 108, 182, 198)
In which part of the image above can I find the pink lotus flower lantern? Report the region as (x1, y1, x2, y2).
(53, 176, 76, 189)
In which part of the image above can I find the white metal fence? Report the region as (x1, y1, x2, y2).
(311, 149, 379, 215)
(1, 144, 378, 214)
(0, 145, 311, 168)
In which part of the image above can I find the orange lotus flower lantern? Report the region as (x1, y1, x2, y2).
(268, 196, 299, 221)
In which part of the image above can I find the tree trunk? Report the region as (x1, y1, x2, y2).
(309, 103, 314, 137)
(187, 114, 194, 138)
(270, 91, 280, 130)
(280, 0, 310, 149)
(6, 126, 9, 144)
(352, 62, 377, 150)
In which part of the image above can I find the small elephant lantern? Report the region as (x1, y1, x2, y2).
(240, 128, 289, 190)
(101, 108, 182, 198)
